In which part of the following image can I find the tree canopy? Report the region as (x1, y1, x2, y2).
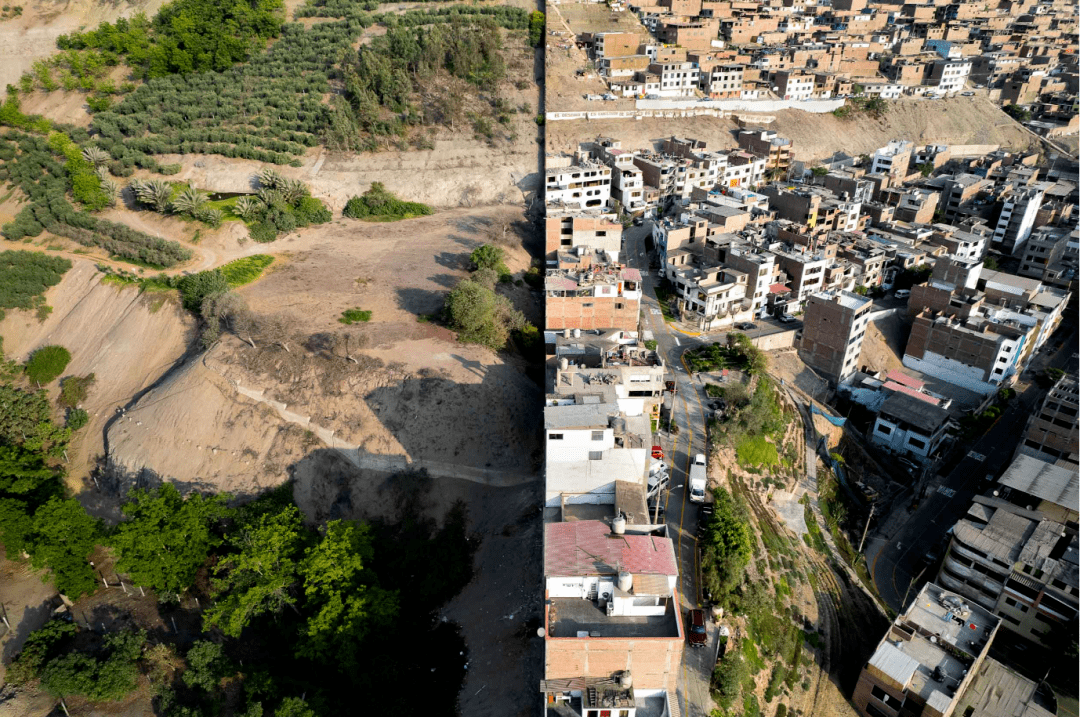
(111, 483, 232, 596)
(28, 497, 101, 598)
(204, 505, 305, 637)
(444, 277, 525, 351)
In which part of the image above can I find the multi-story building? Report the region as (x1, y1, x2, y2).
(869, 391, 951, 463)
(545, 211, 623, 264)
(546, 161, 613, 211)
(772, 246, 830, 307)
(992, 184, 1046, 256)
(1016, 374, 1078, 467)
(940, 174, 992, 221)
(1017, 227, 1072, 284)
(541, 519, 683, 713)
(927, 58, 973, 92)
(699, 63, 745, 98)
(724, 245, 778, 317)
(937, 454, 1078, 649)
(798, 289, 872, 381)
(648, 61, 700, 96)
(545, 256, 643, 333)
(871, 140, 914, 179)
(737, 129, 793, 172)
(774, 69, 816, 100)
(853, 582, 1001, 717)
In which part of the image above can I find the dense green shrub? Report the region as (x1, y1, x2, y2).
(249, 221, 278, 243)
(24, 345, 71, 385)
(66, 408, 89, 431)
(177, 271, 229, 311)
(343, 182, 432, 221)
(528, 11, 545, 47)
(444, 277, 525, 351)
(58, 373, 95, 408)
(0, 251, 71, 319)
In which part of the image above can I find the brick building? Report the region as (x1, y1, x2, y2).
(798, 289, 872, 381)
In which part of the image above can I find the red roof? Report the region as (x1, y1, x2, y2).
(545, 521, 678, 577)
(769, 283, 791, 294)
(882, 381, 940, 405)
(885, 370, 925, 390)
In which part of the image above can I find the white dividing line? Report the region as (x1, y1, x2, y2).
(673, 336, 681, 346)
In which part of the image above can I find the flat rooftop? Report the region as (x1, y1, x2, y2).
(952, 657, 1056, 717)
(547, 598, 680, 639)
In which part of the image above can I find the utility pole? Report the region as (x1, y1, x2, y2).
(902, 565, 927, 609)
(858, 504, 876, 554)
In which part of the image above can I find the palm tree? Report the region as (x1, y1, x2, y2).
(257, 167, 284, 189)
(257, 187, 283, 207)
(233, 196, 264, 221)
(171, 188, 208, 215)
(279, 178, 309, 205)
(101, 179, 119, 207)
(129, 179, 173, 213)
(193, 207, 224, 228)
(82, 146, 110, 167)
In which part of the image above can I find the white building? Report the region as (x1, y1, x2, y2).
(869, 392, 951, 463)
(870, 139, 914, 177)
(992, 185, 1045, 256)
(544, 520, 678, 617)
(649, 61, 699, 97)
(543, 401, 649, 507)
(862, 83, 904, 99)
(931, 59, 972, 93)
(546, 162, 613, 210)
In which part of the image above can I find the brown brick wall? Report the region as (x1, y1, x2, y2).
(546, 295, 641, 332)
(545, 638, 684, 691)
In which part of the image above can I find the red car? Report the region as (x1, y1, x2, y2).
(687, 609, 708, 648)
(652, 445, 665, 460)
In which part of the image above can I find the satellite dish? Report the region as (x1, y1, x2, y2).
(537, 627, 547, 637)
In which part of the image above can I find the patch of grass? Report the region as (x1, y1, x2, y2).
(644, 339, 657, 351)
(802, 629, 822, 649)
(741, 636, 766, 675)
(218, 255, 274, 287)
(764, 665, 787, 702)
(737, 435, 779, 468)
(338, 308, 372, 325)
(804, 505, 831, 556)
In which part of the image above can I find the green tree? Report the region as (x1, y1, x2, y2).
(0, 498, 34, 558)
(29, 497, 100, 597)
(39, 629, 146, 700)
(469, 244, 508, 274)
(275, 697, 316, 717)
(528, 11, 545, 47)
(810, 166, 828, 177)
(177, 270, 229, 311)
(1003, 104, 1031, 122)
(297, 521, 399, 666)
(24, 345, 71, 385)
(444, 278, 524, 351)
(699, 488, 752, 602)
(5, 619, 78, 685)
(58, 373, 95, 408)
(111, 483, 231, 596)
(204, 505, 305, 637)
(182, 640, 232, 692)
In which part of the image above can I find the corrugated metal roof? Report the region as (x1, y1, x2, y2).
(545, 520, 678, 577)
(631, 573, 672, 597)
(879, 392, 949, 433)
(997, 455, 1078, 512)
(869, 642, 920, 686)
(883, 381, 940, 405)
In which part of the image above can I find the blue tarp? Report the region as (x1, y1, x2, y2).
(811, 404, 847, 427)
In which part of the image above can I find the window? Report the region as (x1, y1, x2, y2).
(908, 437, 927, 449)
(582, 303, 594, 308)
(616, 303, 624, 310)
(1001, 613, 1021, 625)
(871, 685, 900, 708)
(549, 433, 564, 440)
(591, 431, 605, 441)
(589, 451, 603, 461)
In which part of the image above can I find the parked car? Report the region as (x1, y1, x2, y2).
(894, 289, 911, 300)
(898, 456, 919, 473)
(698, 501, 715, 522)
(647, 501, 666, 523)
(652, 445, 665, 460)
(687, 609, 708, 647)
(633, 217, 644, 226)
(778, 313, 797, 324)
(735, 322, 757, 331)
(961, 91, 975, 96)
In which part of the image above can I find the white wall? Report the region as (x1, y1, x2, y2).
(902, 351, 998, 395)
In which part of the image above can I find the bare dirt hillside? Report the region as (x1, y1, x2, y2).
(0, 0, 169, 93)
(546, 97, 1037, 159)
(106, 206, 543, 500)
(0, 260, 194, 493)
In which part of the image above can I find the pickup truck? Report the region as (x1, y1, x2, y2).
(689, 453, 707, 503)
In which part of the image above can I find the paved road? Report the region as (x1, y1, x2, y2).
(866, 324, 1079, 613)
(623, 223, 723, 717)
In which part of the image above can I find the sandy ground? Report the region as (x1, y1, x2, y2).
(102, 206, 544, 500)
(545, 96, 1038, 160)
(0, 0, 169, 93)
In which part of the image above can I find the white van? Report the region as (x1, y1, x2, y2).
(894, 289, 911, 300)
